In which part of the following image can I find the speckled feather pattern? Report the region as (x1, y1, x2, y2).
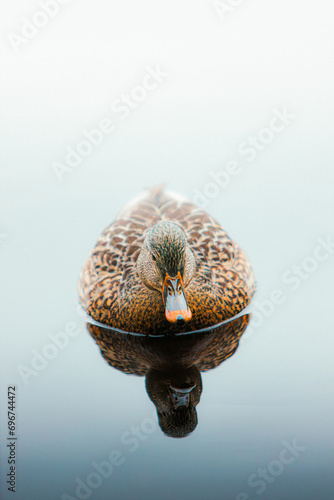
(78, 187, 255, 334)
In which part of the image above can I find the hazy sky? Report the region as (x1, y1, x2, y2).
(1, 0, 333, 206)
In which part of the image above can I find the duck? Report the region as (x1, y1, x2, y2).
(78, 185, 255, 335)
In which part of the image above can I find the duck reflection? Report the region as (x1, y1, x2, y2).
(86, 314, 250, 438)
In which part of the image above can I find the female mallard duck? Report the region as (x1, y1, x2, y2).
(78, 185, 255, 335)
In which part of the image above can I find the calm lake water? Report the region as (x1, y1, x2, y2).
(2, 1, 334, 498)
(1, 170, 333, 500)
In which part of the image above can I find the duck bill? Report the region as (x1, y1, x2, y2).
(162, 272, 192, 325)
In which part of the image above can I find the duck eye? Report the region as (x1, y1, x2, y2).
(168, 285, 173, 295)
(177, 283, 182, 294)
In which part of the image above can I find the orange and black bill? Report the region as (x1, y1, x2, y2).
(162, 272, 192, 325)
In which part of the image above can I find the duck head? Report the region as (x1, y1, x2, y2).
(137, 221, 196, 325)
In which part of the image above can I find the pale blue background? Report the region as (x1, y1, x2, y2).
(1, 1, 334, 499)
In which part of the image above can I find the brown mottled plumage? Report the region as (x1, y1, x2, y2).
(78, 186, 255, 335)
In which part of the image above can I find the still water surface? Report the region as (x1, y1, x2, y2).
(2, 1, 334, 495)
(1, 172, 333, 500)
